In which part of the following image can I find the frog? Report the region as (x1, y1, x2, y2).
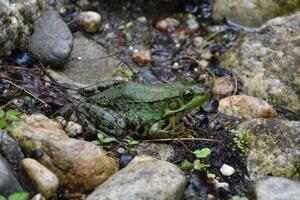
(76, 80, 210, 139)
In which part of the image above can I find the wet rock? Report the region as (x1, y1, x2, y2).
(132, 50, 152, 65)
(184, 175, 210, 200)
(0, 0, 43, 57)
(10, 114, 118, 191)
(87, 156, 186, 200)
(186, 15, 199, 31)
(222, 12, 300, 112)
(79, 11, 101, 33)
(235, 119, 300, 180)
(247, 177, 300, 200)
(218, 95, 278, 120)
(31, 194, 46, 200)
(0, 130, 24, 164)
(119, 154, 134, 169)
(0, 155, 24, 196)
(213, 76, 235, 97)
(29, 10, 73, 68)
(76, 0, 99, 11)
(22, 158, 59, 198)
(136, 142, 175, 161)
(212, 0, 300, 27)
(48, 31, 130, 86)
(65, 121, 82, 137)
(156, 20, 168, 32)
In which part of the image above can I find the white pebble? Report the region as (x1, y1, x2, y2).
(65, 121, 82, 137)
(220, 164, 235, 176)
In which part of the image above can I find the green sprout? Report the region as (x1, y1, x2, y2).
(0, 192, 29, 200)
(118, 21, 134, 42)
(0, 109, 21, 132)
(91, 133, 117, 146)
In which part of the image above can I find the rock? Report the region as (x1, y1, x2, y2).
(0, 0, 43, 57)
(119, 154, 134, 169)
(0, 155, 24, 196)
(10, 114, 118, 191)
(22, 158, 59, 198)
(235, 119, 300, 180)
(220, 164, 235, 176)
(76, 0, 99, 10)
(29, 10, 73, 68)
(0, 130, 24, 164)
(193, 37, 204, 47)
(132, 50, 152, 65)
(247, 177, 300, 200)
(79, 11, 101, 33)
(212, 0, 300, 27)
(31, 194, 46, 200)
(222, 12, 300, 112)
(213, 76, 235, 97)
(136, 142, 175, 161)
(218, 95, 278, 120)
(184, 175, 209, 200)
(186, 15, 199, 31)
(65, 121, 82, 137)
(48, 31, 130, 86)
(156, 20, 168, 32)
(87, 156, 186, 200)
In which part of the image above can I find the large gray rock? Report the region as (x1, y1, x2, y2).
(48, 31, 131, 86)
(0, 155, 24, 196)
(212, 0, 300, 28)
(247, 177, 300, 200)
(0, 130, 24, 164)
(235, 119, 300, 180)
(0, 0, 44, 57)
(29, 10, 73, 68)
(87, 156, 186, 200)
(222, 13, 300, 112)
(10, 114, 118, 192)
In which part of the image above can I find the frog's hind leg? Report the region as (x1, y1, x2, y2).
(78, 103, 128, 137)
(79, 80, 125, 96)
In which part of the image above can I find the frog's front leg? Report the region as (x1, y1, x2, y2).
(148, 117, 179, 138)
(78, 103, 128, 137)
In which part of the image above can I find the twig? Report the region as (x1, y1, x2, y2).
(3, 79, 50, 107)
(232, 72, 238, 96)
(143, 137, 220, 143)
(209, 111, 221, 123)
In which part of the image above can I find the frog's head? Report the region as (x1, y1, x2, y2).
(162, 81, 210, 119)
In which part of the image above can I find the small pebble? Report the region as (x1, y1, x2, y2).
(137, 16, 147, 24)
(22, 158, 59, 198)
(165, 17, 180, 27)
(186, 15, 199, 31)
(198, 59, 209, 68)
(119, 154, 134, 169)
(65, 121, 83, 137)
(155, 20, 168, 32)
(193, 36, 204, 47)
(220, 164, 235, 176)
(79, 11, 102, 33)
(132, 50, 152, 65)
(56, 116, 66, 126)
(214, 181, 230, 191)
(201, 51, 213, 61)
(31, 194, 46, 200)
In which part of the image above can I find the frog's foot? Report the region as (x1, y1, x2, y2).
(148, 120, 182, 138)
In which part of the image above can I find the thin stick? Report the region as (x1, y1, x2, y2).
(143, 137, 220, 143)
(3, 79, 50, 107)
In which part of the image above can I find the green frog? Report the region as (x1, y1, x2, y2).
(77, 81, 210, 138)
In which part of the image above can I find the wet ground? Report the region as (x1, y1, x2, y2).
(0, 0, 251, 199)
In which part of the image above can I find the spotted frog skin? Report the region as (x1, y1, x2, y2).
(77, 81, 210, 138)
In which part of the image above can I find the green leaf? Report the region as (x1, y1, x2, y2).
(125, 21, 133, 28)
(193, 159, 210, 170)
(91, 140, 101, 145)
(0, 195, 6, 200)
(127, 139, 138, 145)
(181, 159, 192, 170)
(0, 110, 5, 118)
(8, 192, 29, 200)
(0, 119, 6, 129)
(207, 173, 216, 179)
(5, 110, 21, 121)
(6, 125, 14, 132)
(103, 137, 117, 143)
(125, 32, 132, 42)
(118, 25, 125, 29)
(97, 133, 104, 141)
(193, 148, 212, 159)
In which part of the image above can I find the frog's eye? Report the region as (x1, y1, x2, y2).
(182, 89, 194, 101)
(167, 99, 181, 110)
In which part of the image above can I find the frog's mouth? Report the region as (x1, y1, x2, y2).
(163, 94, 210, 119)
